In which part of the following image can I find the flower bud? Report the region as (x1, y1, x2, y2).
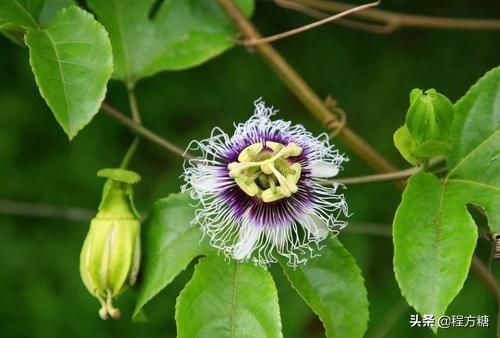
(80, 168, 141, 320)
(394, 89, 454, 165)
(405, 88, 454, 145)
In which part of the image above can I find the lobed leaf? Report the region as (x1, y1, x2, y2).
(393, 66, 500, 330)
(176, 255, 283, 338)
(133, 193, 209, 318)
(85, 0, 254, 86)
(280, 238, 369, 338)
(25, 6, 113, 139)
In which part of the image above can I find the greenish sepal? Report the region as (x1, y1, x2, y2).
(394, 125, 419, 165)
(125, 185, 140, 218)
(98, 168, 141, 184)
(409, 88, 423, 105)
(411, 139, 453, 158)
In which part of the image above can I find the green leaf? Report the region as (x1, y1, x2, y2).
(411, 139, 452, 158)
(0, 0, 43, 29)
(393, 172, 479, 331)
(393, 66, 500, 329)
(176, 255, 283, 338)
(447, 66, 500, 223)
(280, 238, 368, 338)
(133, 193, 209, 318)
(38, 0, 75, 25)
(85, 0, 254, 86)
(25, 6, 113, 139)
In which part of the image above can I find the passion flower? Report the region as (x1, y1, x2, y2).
(182, 99, 348, 266)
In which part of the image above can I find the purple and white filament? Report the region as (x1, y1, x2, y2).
(182, 99, 348, 266)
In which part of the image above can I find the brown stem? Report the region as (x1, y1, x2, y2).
(217, 0, 401, 185)
(0, 199, 93, 222)
(336, 167, 417, 185)
(217, 0, 499, 304)
(471, 255, 500, 301)
(243, 0, 380, 45)
(101, 102, 193, 160)
(275, 0, 396, 34)
(127, 86, 142, 124)
(292, 0, 500, 32)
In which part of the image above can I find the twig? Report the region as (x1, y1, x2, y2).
(216, 0, 500, 303)
(291, 0, 500, 32)
(0, 199, 93, 222)
(275, 0, 395, 34)
(118, 87, 143, 169)
(243, 0, 380, 45)
(336, 166, 417, 185)
(217, 0, 401, 184)
(127, 86, 142, 124)
(470, 255, 500, 302)
(120, 136, 140, 168)
(334, 156, 444, 185)
(100, 102, 193, 160)
(102, 102, 439, 186)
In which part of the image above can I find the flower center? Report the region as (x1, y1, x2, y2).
(228, 141, 303, 202)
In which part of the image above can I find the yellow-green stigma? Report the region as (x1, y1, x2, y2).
(228, 141, 303, 202)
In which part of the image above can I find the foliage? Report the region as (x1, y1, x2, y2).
(393, 66, 500, 332)
(0, 0, 499, 337)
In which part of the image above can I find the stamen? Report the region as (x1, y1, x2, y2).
(228, 141, 303, 202)
(238, 143, 263, 162)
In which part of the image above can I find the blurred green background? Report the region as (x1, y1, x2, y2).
(1, 0, 499, 337)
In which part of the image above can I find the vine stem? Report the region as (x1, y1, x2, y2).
(127, 85, 142, 123)
(290, 0, 500, 32)
(100, 102, 193, 160)
(216, 0, 403, 189)
(118, 87, 143, 169)
(101, 101, 431, 185)
(335, 157, 443, 184)
(216, 0, 500, 304)
(274, 0, 395, 34)
(336, 168, 416, 185)
(119, 136, 140, 169)
(242, 0, 380, 45)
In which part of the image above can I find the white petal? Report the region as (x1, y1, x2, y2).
(300, 213, 329, 239)
(190, 174, 219, 193)
(233, 221, 262, 260)
(309, 160, 339, 178)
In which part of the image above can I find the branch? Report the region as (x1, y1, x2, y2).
(336, 166, 417, 185)
(471, 255, 500, 300)
(335, 156, 444, 185)
(216, 0, 499, 301)
(100, 102, 193, 160)
(103, 100, 432, 187)
(0, 199, 93, 222)
(275, 0, 396, 34)
(217, 0, 401, 184)
(243, 0, 380, 45)
(291, 0, 500, 32)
